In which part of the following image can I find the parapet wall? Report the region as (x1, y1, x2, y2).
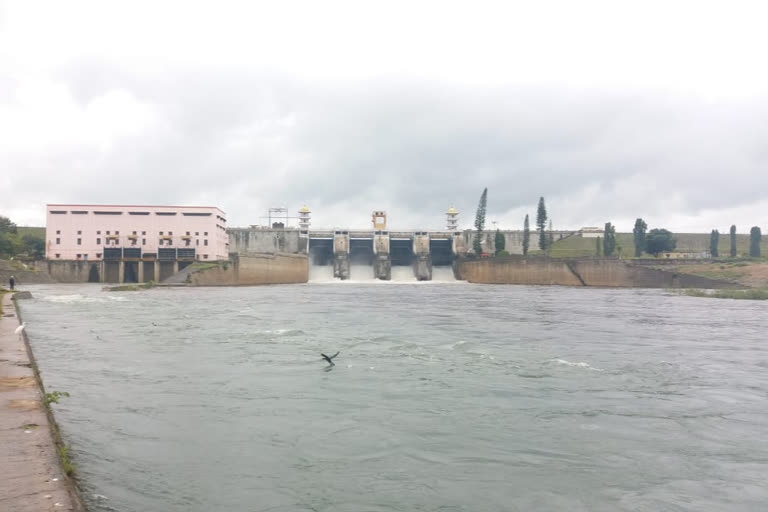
(228, 228, 304, 254)
(186, 253, 308, 286)
(44, 260, 97, 283)
(459, 258, 739, 288)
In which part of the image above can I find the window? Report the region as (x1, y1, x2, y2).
(131, 239, 137, 246)
(72, 211, 88, 214)
(196, 239, 199, 246)
(133, 231, 137, 235)
(186, 231, 190, 235)
(56, 230, 61, 234)
(195, 232, 199, 236)
(77, 238, 82, 245)
(77, 230, 82, 234)
(142, 238, 146, 245)
(94, 211, 122, 215)
(56, 238, 60, 244)
(168, 239, 173, 246)
(50, 210, 66, 214)
(96, 253, 101, 258)
(115, 231, 119, 235)
(169, 231, 173, 235)
(106, 231, 110, 235)
(185, 239, 190, 246)
(96, 230, 101, 234)
(182, 212, 212, 216)
(129, 211, 150, 215)
(96, 238, 101, 245)
(156, 212, 177, 216)
(55, 253, 60, 258)
(76, 254, 81, 259)
(159, 239, 163, 246)
(141, 231, 146, 235)
(159, 231, 163, 235)
(203, 254, 208, 259)
(204, 239, 208, 246)
(204, 232, 208, 236)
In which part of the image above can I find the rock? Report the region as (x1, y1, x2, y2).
(12, 291, 33, 299)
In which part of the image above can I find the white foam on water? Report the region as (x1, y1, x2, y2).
(349, 265, 376, 282)
(308, 265, 335, 282)
(390, 266, 416, 282)
(552, 359, 604, 371)
(42, 294, 104, 304)
(431, 266, 457, 282)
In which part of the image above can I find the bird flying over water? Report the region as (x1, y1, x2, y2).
(321, 351, 340, 365)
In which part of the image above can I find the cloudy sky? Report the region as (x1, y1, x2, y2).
(1, 0, 767, 232)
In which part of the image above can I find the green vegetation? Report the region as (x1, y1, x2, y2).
(645, 228, 676, 256)
(595, 236, 602, 256)
(494, 229, 505, 255)
(473, 188, 488, 255)
(683, 288, 768, 300)
(710, 229, 719, 257)
(0, 216, 45, 260)
(522, 214, 530, 256)
(603, 222, 616, 256)
(536, 197, 548, 251)
(633, 218, 647, 257)
(750, 226, 761, 257)
(730, 225, 737, 257)
(45, 390, 70, 405)
(57, 443, 75, 476)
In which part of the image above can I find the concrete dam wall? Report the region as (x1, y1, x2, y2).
(181, 253, 308, 286)
(459, 258, 740, 288)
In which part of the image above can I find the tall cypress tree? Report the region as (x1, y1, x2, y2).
(633, 218, 647, 257)
(536, 197, 548, 250)
(596, 236, 602, 256)
(749, 226, 761, 257)
(730, 225, 737, 257)
(473, 188, 488, 255)
(710, 229, 719, 258)
(522, 214, 530, 256)
(494, 229, 505, 255)
(603, 222, 616, 256)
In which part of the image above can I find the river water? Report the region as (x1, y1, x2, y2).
(18, 283, 768, 511)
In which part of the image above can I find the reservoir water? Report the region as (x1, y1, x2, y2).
(19, 283, 768, 511)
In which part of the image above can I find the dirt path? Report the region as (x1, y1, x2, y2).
(0, 291, 82, 511)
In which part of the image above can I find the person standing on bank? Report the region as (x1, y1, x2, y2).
(9, 275, 15, 290)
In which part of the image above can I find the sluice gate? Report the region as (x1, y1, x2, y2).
(308, 230, 457, 281)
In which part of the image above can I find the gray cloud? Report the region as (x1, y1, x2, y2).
(2, 59, 767, 232)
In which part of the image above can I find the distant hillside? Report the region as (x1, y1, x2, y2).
(544, 232, 768, 258)
(17, 226, 45, 238)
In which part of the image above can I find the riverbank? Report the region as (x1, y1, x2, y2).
(0, 290, 83, 511)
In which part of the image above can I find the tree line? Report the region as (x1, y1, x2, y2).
(471, 189, 764, 259)
(0, 215, 45, 260)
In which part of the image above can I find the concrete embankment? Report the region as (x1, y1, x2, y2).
(0, 292, 83, 511)
(459, 258, 741, 288)
(166, 253, 309, 286)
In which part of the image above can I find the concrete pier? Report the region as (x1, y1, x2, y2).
(0, 292, 82, 511)
(333, 232, 350, 280)
(373, 232, 391, 280)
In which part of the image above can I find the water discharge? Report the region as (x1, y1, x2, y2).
(19, 283, 768, 511)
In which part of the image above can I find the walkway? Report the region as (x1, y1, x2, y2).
(0, 291, 81, 511)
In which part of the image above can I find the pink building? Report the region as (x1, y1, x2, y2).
(46, 204, 229, 282)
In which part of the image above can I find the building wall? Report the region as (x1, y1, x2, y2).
(45, 204, 229, 261)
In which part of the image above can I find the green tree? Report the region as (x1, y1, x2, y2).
(548, 219, 554, 251)
(473, 188, 488, 255)
(0, 216, 18, 234)
(709, 229, 719, 258)
(749, 226, 761, 257)
(730, 225, 737, 257)
(645, 228, 676, 256)
(603, 222, 616, 256)
(536, 197, 547, 250)
(522, 214, 530, 256)
(494, 229, 505, 255)
(633, 218, 647, 257)
(22, 234, 45, 260)
(595, 236, 602, 256)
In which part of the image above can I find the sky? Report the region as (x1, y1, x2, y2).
(1, 0, 767, 232)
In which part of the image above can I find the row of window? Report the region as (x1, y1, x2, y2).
(54, 238, 209, 246)
(50, 210, 222, 219)
(54, 230, 209, 236)
(51, 253, 211, 260)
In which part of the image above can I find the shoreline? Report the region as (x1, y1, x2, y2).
(0, 290, 84, 511)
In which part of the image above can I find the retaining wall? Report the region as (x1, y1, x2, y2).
(185, 253, 308, 286)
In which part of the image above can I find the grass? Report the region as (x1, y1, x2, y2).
(682, 288, 768, 300)
(57, 443, 75, 477)
(45, 390, 71, 404)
